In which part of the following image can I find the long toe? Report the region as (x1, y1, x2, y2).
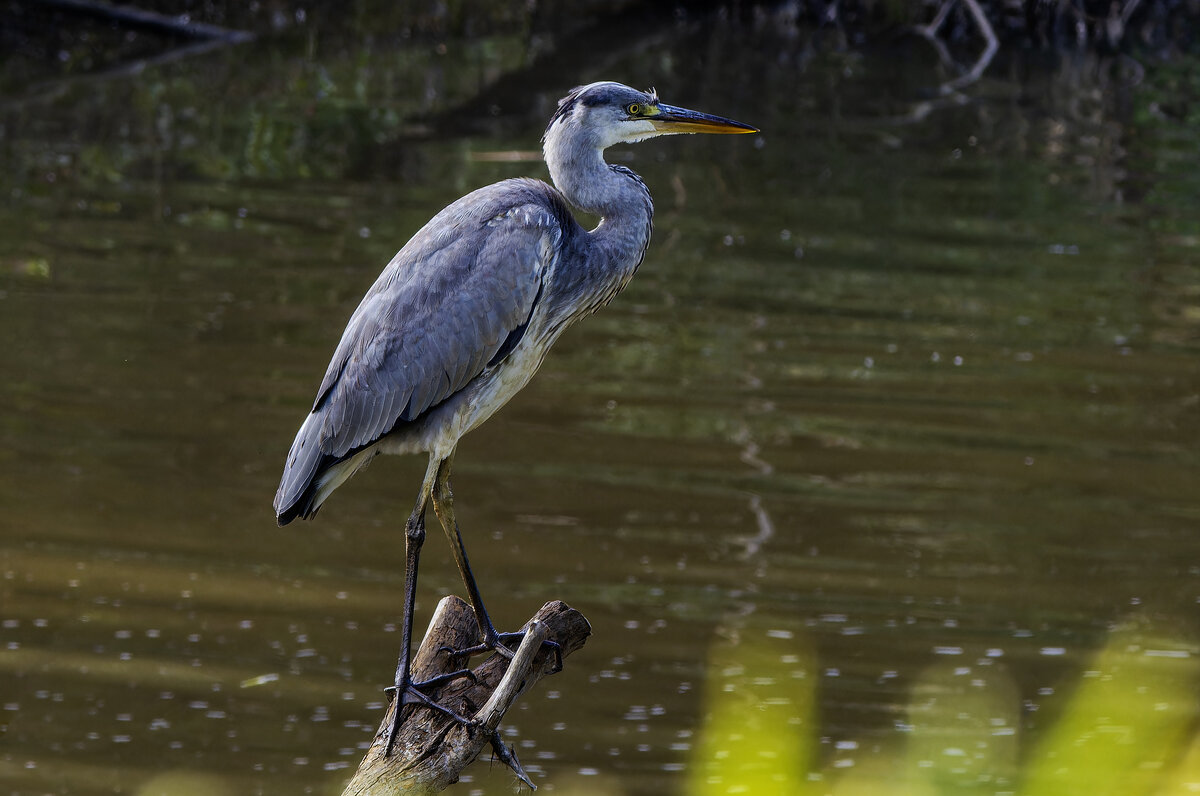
(494, 631, 562, 673)
(383, 672, 476, 756)
(451, 628, 560, 669)
(382, 681, 536, 789)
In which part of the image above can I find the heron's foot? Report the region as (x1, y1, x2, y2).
(383, 668, 477, 756)
(449, 628, 564, 674)
(382, 676, 535, 788)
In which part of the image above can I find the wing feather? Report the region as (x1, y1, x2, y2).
(275, 180, 568, 522)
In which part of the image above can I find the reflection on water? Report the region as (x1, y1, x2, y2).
(2, 8, 1199, 796)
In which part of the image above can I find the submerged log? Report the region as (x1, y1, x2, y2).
(341, 597, 591, 795)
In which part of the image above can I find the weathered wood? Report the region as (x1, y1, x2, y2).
(341, 597, 591, 795)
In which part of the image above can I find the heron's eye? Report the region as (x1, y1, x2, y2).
(626, 103, 641, 116)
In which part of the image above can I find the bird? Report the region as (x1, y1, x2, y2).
(273, 81, 756, 755)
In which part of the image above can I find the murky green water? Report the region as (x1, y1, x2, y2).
(2, 9, 1199, 796)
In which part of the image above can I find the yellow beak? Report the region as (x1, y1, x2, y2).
(648, 103, 758, 135)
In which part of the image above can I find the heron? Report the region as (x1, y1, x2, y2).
(273, 81, 756, 754)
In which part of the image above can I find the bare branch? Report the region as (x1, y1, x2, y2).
(940, 0, 999, 94)
(37, 0, 253, 43)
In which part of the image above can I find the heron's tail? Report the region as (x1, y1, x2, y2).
(274, 412, 325, 525)
(275, 413, 377, 526)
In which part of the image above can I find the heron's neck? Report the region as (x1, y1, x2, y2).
(545, 140, 653, 267)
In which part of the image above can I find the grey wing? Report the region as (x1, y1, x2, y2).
(274, 200, 563, 520)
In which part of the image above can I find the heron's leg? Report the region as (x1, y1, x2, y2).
(430, 455, 562, 670)
(429, 453, 504, 650)
(383, 455, 475, 756)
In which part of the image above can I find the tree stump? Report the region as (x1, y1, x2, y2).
(340, 597, 591, 795)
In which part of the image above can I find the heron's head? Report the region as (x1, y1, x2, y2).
(544, 81, 757, 151)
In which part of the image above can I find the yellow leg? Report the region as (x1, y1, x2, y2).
(430, 453, 508, 652)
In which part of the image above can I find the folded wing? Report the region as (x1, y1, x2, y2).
(274, 185, 566, 523)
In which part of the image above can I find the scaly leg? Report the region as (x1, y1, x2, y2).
(430, 454, 562, 670)
(383, 455, 475, 756)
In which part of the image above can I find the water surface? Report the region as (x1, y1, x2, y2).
(2, 10, 1199, 796)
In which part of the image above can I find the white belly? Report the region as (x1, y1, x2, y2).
(378, 330, 552, 460)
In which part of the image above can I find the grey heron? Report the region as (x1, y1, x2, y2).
(273, 81, 756, 754)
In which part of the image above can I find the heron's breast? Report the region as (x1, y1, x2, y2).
(461, 334, 554, 432)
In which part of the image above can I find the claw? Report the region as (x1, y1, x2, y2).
(542, 638, 564, 674)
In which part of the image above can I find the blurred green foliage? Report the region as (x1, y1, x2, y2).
(689, 617, 1200, 795)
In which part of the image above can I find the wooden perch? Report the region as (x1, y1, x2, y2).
(341, 597, 591, 795)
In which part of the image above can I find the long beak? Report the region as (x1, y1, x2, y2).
(649, 103, 758, 135)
